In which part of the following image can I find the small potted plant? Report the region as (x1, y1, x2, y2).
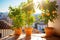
(38, 0, 58, 37)
(8, 6, 26, 35)
(24, 9, 35, 36)
(25, 15, 35, 36)
(21, 0, 35, 36)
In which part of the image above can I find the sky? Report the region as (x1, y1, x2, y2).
(0, 0, 27, 12)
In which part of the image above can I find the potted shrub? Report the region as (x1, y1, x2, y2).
(21, 0, 35, 36)
(8, 6, 26, 35)
(25, 9, 35, 36)
(38, 0, 58, 37)
(25, 15, 35, 36)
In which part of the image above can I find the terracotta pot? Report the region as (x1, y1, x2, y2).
(25, 27, 33, 36)
(14, 28, 22, 35)
(44, 27, 54, 37)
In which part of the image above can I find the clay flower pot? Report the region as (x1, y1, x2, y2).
(14, 28, 22, 35)
(25, 27, 33, 36)
(44, 27, 54, 37)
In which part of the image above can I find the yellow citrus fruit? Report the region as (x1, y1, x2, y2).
(41, 7, 44, 11)
(28, 10, 32, 14)
(22, 16, 24, 19)
(46, 13, 50, 16)
(52, 11, 56, 14)
(42, 13, 45, 17)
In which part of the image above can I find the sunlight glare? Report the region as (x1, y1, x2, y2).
(33, 0, 42, 14)
(35, 9, 42, 14)
(33, 0, 42, 8)
(33, 0, 42, 5)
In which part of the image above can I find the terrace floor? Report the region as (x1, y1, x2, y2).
(0, 33, 60, 40)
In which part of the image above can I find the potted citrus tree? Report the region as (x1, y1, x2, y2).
(8, 6, 26, 35)
(38, 0, 58, 37)
(25, 15, 35, 36)
(21, 0, 35, 36)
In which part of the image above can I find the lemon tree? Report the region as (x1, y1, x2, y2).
(8, 6, 26, 28)
(38, 0, 58, 24)
(21, 0, 35, 27)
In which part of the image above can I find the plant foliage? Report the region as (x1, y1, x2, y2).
(38, 0, 58, 24)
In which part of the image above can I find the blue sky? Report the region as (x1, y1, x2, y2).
(0, 0, 27, 12)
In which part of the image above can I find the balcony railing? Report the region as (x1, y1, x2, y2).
(0, 20, 13, 38)
(0, 29, 14, 38)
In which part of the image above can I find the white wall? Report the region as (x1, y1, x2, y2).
(48, 0, 60, 35)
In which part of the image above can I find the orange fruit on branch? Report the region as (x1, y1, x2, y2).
(42, 13, 45, 17)
(46, 13, 50, 16)
(52, 11, 56, 14)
